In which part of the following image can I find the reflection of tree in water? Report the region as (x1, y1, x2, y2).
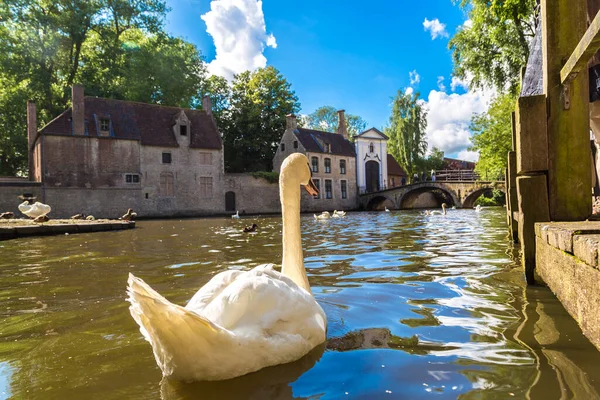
(327, 327, 454, 354)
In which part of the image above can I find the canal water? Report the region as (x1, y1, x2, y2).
(1, 209, 600, 399)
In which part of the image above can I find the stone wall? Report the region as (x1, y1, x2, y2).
(139, 145, 224, 217)
(41, 135, 141, 188)
(0, 182, 43, 217)
(44, 187, 142, 219)
(302, 151, 358, 212)
(223, 174, 280, 215)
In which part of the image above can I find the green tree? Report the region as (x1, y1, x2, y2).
(469, 92, 516, 179)
(418, 147, 445, 172)
(303, 106, 367, 138)
(0, 0, 211, 176)
(223, 66, 300, 172)
(202, 74, 231, 131)
(385, 90, 428, 176)
(449, 0, 536, 94)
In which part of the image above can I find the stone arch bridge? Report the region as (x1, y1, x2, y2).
(359, 181, 506, 210)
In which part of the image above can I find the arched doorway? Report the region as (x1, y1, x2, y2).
(365, 161, 380, 192)
(225, 191, 236, 212)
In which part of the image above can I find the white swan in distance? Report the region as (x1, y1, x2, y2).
(475, 205, 482, 212)
(18, 201, 51, 219)
(385, 207, 390, 212)
(314, 211, 331, 220)
(127, 153, 327, 382)
(428, 203, 447, 216)
(231, 211, 240, 219)
(332, 210, 346, 218)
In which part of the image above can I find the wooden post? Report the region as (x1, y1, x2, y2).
(508, 152, 519, 242)
(542, 0, 591, 220)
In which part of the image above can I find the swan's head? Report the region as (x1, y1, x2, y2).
(442, 203, 447, 209)
(280, 153, 319, 196)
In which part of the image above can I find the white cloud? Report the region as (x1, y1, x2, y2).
(405, 87, 414, 95)
(457, 149, 479, 162)
(450, 76, 469, 92)
(409, 70, 420, 85)
(462, 19, 473, 29)
(423, 88, 494, 157)
(423, 18, 449, 40)
(201, 0, 277, 80)
(437, 76, 446, 92)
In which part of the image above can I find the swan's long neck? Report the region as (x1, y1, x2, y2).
(281, 179, 311, 294)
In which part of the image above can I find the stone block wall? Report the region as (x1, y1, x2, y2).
(224, 174, 280, 215)
(0, 182, 43, 217)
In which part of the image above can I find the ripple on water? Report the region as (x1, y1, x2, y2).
(2, 209, 600, 399)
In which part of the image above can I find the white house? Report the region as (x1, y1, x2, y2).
(355, 128, 389, 192)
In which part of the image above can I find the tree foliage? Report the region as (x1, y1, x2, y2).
(418, 147, 445, 172)
(469, 92, 516, 179)
(385, 91, 428, 176)
(0, 0, 209, 175)
(302, 106, 367, 139)
(449, 0, 536, 94)
(223, 66, 300, 173)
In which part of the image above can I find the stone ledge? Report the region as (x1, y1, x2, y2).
(0, 220, 135, 240)
(535, 221, 600, 254)
(536, 237, 600, 351)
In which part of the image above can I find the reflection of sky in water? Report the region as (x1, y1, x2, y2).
(1, 209, 600, 399)
(0, 363, 13, 400)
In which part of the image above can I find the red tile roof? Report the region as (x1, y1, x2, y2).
(39, 97, 222, 150)
(294, 128, 356, 157)
(387, 154, 407, 176)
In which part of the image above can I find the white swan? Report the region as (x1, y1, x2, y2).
(18, 201, 51, 219)
(127, 153, 326, 382)
(231, 211, 240, 219)
(331, 210, 346, 218)
(475, 204, 482, 212)
(385, 207, 390, 212)
(314, 211, 331, 220)
(429, 203, 447, 216)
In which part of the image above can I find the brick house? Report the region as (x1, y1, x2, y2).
(272, 111, 357, 212)
(28, 85, 225, 218)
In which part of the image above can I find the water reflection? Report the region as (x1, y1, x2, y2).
(1, 209, 600, 399)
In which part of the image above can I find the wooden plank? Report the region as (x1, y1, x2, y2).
(561, 9, 600, 84)
(543, 0, 592, 220)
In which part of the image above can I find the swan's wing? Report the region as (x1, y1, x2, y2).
(197, 265, 326, 336)
(185, 269, 245, 312)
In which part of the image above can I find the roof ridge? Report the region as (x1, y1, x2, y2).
(84, 96, 208, 114)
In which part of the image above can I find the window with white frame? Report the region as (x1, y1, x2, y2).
(340, 159, 346, 174)
(311, 156, 319, 173)
(324, 158, 331, 173)
(341, 180, 347, 199)
(325, 179, 333, 199)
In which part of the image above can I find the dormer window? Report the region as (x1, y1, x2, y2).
(100, 118, 110, 132)
(180, 125, 187, 136)
(324, 143, 331, 153)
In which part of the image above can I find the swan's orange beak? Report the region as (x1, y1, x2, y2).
(304, 179, 319, 196)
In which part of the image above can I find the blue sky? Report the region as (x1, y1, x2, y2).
(165, 0, 492, 161)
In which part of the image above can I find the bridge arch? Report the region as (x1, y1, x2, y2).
(365, 195, 395, 211)
(462, 186, 506, 209)
(398, 185, 460, 209)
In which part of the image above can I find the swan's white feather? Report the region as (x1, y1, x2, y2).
(18, 201, 51, 218)
(127, 264, 326, 381)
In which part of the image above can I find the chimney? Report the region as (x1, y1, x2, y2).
(337, 109, 348, 140)
(286, 114, 298, 130)
(27, 101, 36, 181)
(202, 95, 212, 116)
(72, 84, 85, 136)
